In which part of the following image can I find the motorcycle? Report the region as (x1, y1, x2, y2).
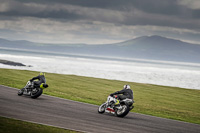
(98, 95, 134, 117)
(18, 81, 48, 99)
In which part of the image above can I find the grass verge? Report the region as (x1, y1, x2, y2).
(0, 68, 200, 124)
(0, 116, 80, 133)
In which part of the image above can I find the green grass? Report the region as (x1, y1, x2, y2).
(0, 68, 200, 124)
(0, 116, 79, 133)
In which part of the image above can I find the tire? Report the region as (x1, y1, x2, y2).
(18, 88, 24, 96)
(98, 103, 106, 114)
(115, 103, 130, 117)
(31, 88, 43, 99)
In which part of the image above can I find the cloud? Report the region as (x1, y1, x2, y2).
(177, 0, 200, 9)
(0, 0, 199, 44)
(0, 16, 199, 44)
(1, 0, 199, 29)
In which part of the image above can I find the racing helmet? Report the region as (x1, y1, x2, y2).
(123, 85, 130, 89)
(39, 72, 45, 76)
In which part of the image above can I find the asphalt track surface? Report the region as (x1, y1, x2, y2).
(0, 85, 200, 133)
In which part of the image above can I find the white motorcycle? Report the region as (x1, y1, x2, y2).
(98, 95, 134, 117)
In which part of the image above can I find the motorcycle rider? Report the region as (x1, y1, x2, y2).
(110, 85, 134, 102)
(20, 72, 47, 93)
(30, 72, 47, 89)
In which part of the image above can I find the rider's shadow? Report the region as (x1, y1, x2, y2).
(21, 95, 48, 101)
(100, 112, 152, 122)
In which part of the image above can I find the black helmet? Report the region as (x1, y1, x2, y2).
(40, 83, 48, 89)
(43, 84, 48, 88)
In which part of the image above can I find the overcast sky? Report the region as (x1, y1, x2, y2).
(0, 0, 200, 44)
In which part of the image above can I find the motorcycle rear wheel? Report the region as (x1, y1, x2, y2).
(115, 103, 130, 117)
(31, 88, 43, 99)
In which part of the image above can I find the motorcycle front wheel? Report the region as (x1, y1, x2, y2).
(18, 88, 24, 96)
(31, 88, 43, 99)
(98, 103, 106, 114)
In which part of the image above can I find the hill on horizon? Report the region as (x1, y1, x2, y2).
(0, 35, 200, 63)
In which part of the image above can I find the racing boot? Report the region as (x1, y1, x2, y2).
(129, 105, 134, 110)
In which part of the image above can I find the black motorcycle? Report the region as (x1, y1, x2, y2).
(18, 81, 48, 99)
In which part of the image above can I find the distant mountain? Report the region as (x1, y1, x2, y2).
(0, 38, 37, 46)
(0, 36, 200, 63)
(109, 35, 200, 62)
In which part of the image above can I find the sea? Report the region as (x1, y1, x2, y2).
(0, 47, 200, 90)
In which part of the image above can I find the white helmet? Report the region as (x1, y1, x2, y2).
(123, 85, 130, 89)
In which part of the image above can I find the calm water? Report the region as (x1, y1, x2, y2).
(0, 48, 200, 90)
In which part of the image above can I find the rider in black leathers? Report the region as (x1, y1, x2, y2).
(20, 72, 47, 93)
(30, 72, 46, 88)
(110, 85, 134, 101)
